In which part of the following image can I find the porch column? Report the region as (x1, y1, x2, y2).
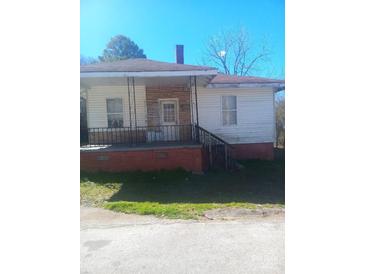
(189, 76, 194, 125)
(126, 77, 134, 144)
(127, 77, 139, 144)
(127, 77, 133, 128)
(194, 76, 199, 127)
(194, 76, 200, 142)
(132, 77, 137, 128)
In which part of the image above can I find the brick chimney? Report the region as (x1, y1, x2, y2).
(176, 45, 184, 64)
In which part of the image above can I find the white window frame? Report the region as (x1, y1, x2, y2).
(221, 95, 238, 127)
(106, 98, 124, 128)
(158, 98, 179, 125)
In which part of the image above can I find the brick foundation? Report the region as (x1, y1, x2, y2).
(231, 143, 274, 160)
(80, 146, 204, 172)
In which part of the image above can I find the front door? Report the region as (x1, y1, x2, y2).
(160, 100, 179, 141)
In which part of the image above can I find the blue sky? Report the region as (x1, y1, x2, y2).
(81, 0, 284, 78)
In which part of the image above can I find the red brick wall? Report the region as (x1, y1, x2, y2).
(145, 86, 191, 126)
(80, 146, 204, 172)
(231, 143, 274, 160)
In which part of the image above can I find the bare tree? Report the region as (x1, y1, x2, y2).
(202, 27, 271, 76)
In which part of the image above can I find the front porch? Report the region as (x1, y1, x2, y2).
(80, 124, 233, 172)
(80, 74, 233, 171)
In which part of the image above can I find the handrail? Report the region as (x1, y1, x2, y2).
(194, 125, 233, 148)
(194, 124, 234, 170)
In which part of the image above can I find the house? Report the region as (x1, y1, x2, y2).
(80, 46, 284, 172)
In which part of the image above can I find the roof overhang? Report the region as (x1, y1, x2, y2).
(80, 70, 218, 78)
(207, 83, 285, 92)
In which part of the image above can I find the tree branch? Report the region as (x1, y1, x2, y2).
(203, 27, 271, 76)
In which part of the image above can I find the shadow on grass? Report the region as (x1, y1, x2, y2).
(80, 160, 285, 205)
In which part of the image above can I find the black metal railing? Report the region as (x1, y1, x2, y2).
(80, 124, 234, 170)
(80, 124, 194, 146)
(194, 125, 234, 170)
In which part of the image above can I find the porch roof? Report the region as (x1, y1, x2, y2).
(80, 59, 285, 90)
(80, 58, 218, 77)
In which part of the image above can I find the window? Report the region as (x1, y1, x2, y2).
(222, 95, 237, 126)
(162, 103, 176, 123)
(106, 98, 123, 127)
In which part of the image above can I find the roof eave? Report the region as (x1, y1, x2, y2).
(207, 82, 285, 92)
(80, 70, 218, 78)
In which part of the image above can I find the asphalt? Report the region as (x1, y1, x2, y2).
(81, 207, 284, 274)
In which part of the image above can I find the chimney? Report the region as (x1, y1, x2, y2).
(176, 45, 184, 64)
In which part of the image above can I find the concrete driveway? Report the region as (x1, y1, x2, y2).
(81, 207, 284, 274)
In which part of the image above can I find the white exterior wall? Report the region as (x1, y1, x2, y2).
(86, 85, 147, 128)
(197, 87, 275, 144)
(84, 81, 275, 144)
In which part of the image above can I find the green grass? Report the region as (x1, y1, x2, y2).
(80, 160, 284, 219)
(80, 181, 121, 206)
(104, 202, 220, 219)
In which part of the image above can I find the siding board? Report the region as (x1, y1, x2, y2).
(84, 83, 275, 145)
(87, 85, 146, 128)
(197, 87, 275, 144)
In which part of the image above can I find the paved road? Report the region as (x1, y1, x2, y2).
(81, 207, 284, 274)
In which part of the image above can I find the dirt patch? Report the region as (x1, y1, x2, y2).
(80, 206, 193, 229)
(203, 207, 284, 220)
(81, 206, 160, 225)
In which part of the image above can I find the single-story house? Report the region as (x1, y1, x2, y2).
(80, 46, 284, 172)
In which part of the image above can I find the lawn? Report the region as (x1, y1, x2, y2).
(80, 160, 285, 219)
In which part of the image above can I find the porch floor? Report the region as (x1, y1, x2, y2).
(80, 141, 202, 152)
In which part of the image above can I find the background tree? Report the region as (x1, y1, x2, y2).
(99, 35, 146, 62)
(202, 27, 270, 76)
(275, 93, 285, 148)
(80, 55, 98, 65)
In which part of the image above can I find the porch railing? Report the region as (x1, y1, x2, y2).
(194, 125, 234, 170)
(80, 124, 234, 170)
(81, 124, 194, 146)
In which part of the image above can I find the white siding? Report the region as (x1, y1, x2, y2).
(197, 87, 275, 144)
(86, 85, 147, 128)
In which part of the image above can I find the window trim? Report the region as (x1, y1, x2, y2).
(106, 97, 124, 128)
(158, 98, 179, 125)
(221, 95, 238, 127)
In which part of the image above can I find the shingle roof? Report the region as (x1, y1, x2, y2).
(210, 73, 285, 84)
(80, 59, 284, 86)
(80, 58, 216, 73)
